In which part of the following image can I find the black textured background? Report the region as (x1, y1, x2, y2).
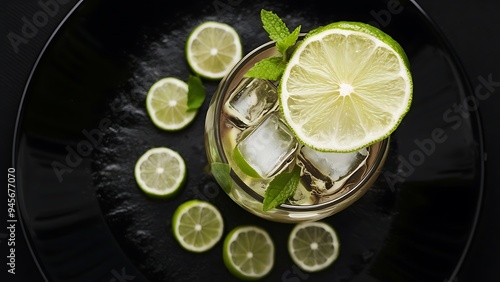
(1, 0, 499, 281)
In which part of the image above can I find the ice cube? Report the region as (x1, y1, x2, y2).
(300, 146, 369, 182)
(224, 77, 278, 127)
(236, 113, 298, 178)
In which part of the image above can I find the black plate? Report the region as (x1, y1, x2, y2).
(14, 0, 485, 281)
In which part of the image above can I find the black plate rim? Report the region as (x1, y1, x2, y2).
(11, 0, 486, 280)
(408, 0, 486, 278)
(12, 0, 92, 280)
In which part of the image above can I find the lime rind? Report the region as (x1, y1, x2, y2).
(172, 200, 224, 253)
(305, 21, 410, 68)
(134, 147, 187, 198)
(279, 21, 413, 153)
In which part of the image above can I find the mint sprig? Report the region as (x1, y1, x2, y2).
(262, 165, 301, 211)
(244, 57, 287, 81)
(187, 74, 206, 111)
(245, 9, 301, 80)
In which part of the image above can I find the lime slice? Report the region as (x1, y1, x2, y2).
(186, 21, 242, 80)
(288, 221, 340, 272)
(134, 147, 186, 197)
(172, 200, 224, 253)
(223, 226, 274, 280)
(232, 145, 260, 179)
(146, 77, 197, 131)
(279, 21, 413, 152)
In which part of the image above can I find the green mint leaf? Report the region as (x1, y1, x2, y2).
(187, 74, 206, 111)
(252, 9, 300, 80)
(261, 9, 290, 42)
(276, 25, 301, 55)
(210, 162, 231, 193)
(244, 56, 286, 81)
(263, 165, 301, 211)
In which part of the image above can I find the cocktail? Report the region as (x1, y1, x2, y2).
(205, 18, 411, 223)
(206, 41, 385, 222)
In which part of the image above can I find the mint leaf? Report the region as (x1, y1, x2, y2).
(261, 9, 290, 42)
(187, 74, 206, 111)
(210, 162, 231, 193)
(263, 165, 301, 211)
(244, 56, 286, 81)
(246, 10, 300, 81)
(276, 25, 301, 55)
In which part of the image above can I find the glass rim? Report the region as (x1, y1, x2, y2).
(212, 39, 390, 212)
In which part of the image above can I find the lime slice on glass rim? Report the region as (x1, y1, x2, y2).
(288, 221, 340, 272)
(134, 147, 186, 197)
(279, 21, 413, 152)
(223, 225, 275, 280)
(186, 21, 242, 80)
(172, 199, 224, 253)
(146, 77, 197, 131)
